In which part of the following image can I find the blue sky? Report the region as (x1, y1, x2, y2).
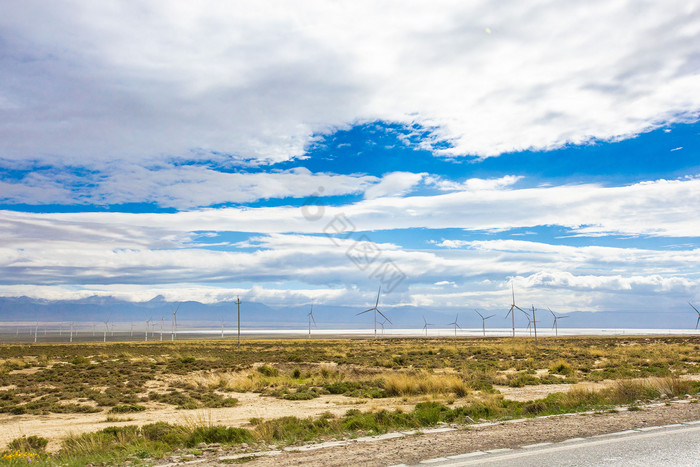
(1, 1, 699, 323)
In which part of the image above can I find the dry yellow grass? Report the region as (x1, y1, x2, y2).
(384, 371, 469, 397)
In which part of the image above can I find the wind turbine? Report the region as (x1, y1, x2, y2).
(505, 283, 527, 337)
(160, 316, 164, 341)
(422, 315, 433, 337)
(447, 314, 461, 337)
(548, 307, 568, 337)
(379, 319, 387, 336)
(525, 314, 533, 336)
(34, 321, 38, 343)
(220, 319, 225, 338)
(145, 317, 151, 342)
(69, 322, 74, 343)
(307, 305, 316, 339)
(171, 303, 180, 341)
(474, 310, 495, 337)
(102, 320, 109, 342)
(690, 302, 700, 329)
(356, 287, 391, 338)
(130, 322, 134, 337)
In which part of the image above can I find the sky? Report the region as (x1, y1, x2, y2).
(1, 1, 700, 322)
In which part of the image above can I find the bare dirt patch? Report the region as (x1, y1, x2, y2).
(0, 393, 419, 452)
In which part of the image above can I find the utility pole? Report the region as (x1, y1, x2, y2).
(236, 296, 241, 349)
(532, 305, 538, 345)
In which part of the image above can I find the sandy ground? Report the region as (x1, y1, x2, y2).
(0, 393, 416, 452)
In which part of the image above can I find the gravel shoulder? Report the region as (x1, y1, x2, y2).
(231, 401, 700, 466)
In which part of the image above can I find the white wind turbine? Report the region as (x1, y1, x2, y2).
(447, 314, 461, 337)
(422, 315, 433, 337)
(220, 319, 225, 338)
(474, 310, 495, 337)
(103, 320, 109, 342)
(548, 307, 568, 337)
(69, 322, 74, 343)
(171, 303, 180, 341)
(690, 302, 700, 329)
(357, 287, 391, 339)
(160, 316, 164, 341)
(379, 319, 387, 336)
(145, 317, 151, 341)
(505, 283, 528, 337)
(307, 305, 316, 339)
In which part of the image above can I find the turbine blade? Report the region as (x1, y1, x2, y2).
(505, 306, 514, 318)
(558, 316, 569, 320)
(356, 309, 373, 316)
(485, 314, 495, 320)
(696, 315, 699, 329)
(475, 309, 484, 319)
(376, 287, 381, 308)
(690, 302, 700, 314)
(376, 309, 392, 324)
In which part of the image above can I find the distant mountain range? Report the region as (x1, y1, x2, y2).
(0, 296, 696, 330)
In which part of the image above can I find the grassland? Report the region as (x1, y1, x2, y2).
(0, 336, 699, 465)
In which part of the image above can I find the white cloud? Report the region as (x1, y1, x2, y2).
(364, 172, 425, 199)
(1, 1, 698, 167)
(425, 175, 523, 192)
(0, 166, 439, 209)
(7, 176, 697, 238)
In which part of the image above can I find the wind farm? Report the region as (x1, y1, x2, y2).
(1, 2, 699, 464)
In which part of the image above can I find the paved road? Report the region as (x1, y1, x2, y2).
(409, 422, 700, 467)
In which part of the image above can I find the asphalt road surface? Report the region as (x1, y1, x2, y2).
(410, 422, 700, 466)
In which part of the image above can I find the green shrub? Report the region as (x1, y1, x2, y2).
(7, 435, 48, 452)
(109, 404, 146, 413)
(257, 365, 278, 377)
(187, 426, 253, 447)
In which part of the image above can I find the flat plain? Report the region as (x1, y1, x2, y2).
(0, 336, 698, 465)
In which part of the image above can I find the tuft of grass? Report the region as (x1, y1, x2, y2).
(383, 372, 469, 397)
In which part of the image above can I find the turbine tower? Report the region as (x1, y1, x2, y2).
(379, 319, 387, 336)
(549, 307, 568, 337)
(307, 305, 316, 339)
(690, 302, 700, 329)
(505, 283, 527, 337)
(103, 320, 109, 342)
(531, 305, 538, 345)
(357, 287, 391, 339)
(220, 319, 225, 338)
(447, 314, 461, 337)
(145, 318, 151, 341)
(474, 310, 495, 337)
(422, 315, 433, 337)
(235, 296, 241, 348)
(171, 303, 180, 341)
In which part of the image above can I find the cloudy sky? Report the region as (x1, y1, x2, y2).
(1, 1, 699, 321)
